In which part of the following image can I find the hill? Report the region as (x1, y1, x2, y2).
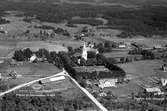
(6, 0, 167, 6)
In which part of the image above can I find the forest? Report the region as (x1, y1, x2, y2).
(0, 1, 167, 36)
(0, 93, 95, 111)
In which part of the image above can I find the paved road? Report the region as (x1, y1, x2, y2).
(0, 70, 108, 111)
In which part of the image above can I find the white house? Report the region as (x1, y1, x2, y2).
(118, 44, 126, 48)
(30, 54, 38, 62)
(153, 45, 162, 49)
(144, 87, 161, 93)
(99, 79, 118, 89)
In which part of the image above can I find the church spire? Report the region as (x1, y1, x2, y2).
(82, 42, 87, 61)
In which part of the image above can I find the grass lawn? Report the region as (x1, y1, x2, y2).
(0, 40, 18, 57)
(117, 60, 163, 77)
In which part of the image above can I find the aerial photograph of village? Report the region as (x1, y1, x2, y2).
(1, 0, 167, 111)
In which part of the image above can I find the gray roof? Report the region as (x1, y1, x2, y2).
(73, 66, 109, 73)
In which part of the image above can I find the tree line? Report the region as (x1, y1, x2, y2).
(13, 47, 125, 80)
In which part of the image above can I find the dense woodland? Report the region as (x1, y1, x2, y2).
(0, 1, 167, 36)
(0, 93, 96, 111)
(0, 92, 158, 111)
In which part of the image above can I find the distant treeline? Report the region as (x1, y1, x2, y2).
(1, 1, 167, 36)
(68, 18, 104, 26)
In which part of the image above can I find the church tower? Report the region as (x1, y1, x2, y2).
(82, 42, 87, 61)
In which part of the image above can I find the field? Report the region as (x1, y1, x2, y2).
(0, 41, 18, 57)
(98, 36, 167, 48)
(0, 62, 61, 91)
(0, 40, 69, 58)
(0, 73, 97, 111)
(18, 41, 68, 52)
(0, 12, 87, 51)
(15, 75, 82, 99)
(106, 60, 163, 97)
(118, 60, 163, 77)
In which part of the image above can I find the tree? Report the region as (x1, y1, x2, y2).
(96, 43, 105, 53)
(13, 50, 24, 61)
(141, 50, 155, 60)
(36, 48, 50, 60)
(48, 51, 57, 63)
(80, 58, 86, 66)
(96, 54, 106, 65)
(86, 58, 97, 66)
(23, 48, 33, 60)
(104, 41, 111, 48)
(87, 51, 96, 58)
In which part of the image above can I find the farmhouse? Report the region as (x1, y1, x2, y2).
(153, 45, 162, 49)
(117, 42, 127, 49)
(144, 87, 161, 94)
(30, 54, 38, 63)
(99, 79, 117, 88)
